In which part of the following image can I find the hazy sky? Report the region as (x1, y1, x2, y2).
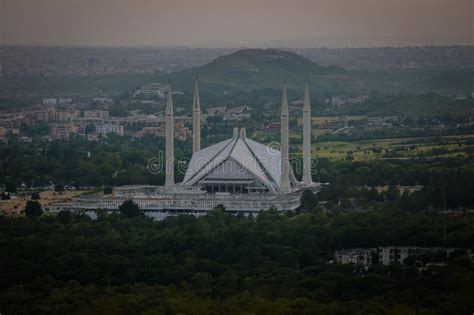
(2, 0, 473, 47)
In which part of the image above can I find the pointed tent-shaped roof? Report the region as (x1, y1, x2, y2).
(182, 128, 289, 188)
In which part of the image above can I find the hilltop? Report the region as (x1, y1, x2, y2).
(161, 49, 345, 91)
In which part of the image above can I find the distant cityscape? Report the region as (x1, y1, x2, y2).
(1, 46, 472, 78)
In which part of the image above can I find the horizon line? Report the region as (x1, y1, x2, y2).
(1, 44, 473, 50)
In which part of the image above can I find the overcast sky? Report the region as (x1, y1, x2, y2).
(2, 0, 472, 47)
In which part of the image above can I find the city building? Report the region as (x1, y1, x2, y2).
(334, 249, 376, 266)
(223, 113, 251, 121)
(206, 106, 226, 115)
(50, 123, 73, 139)
(86, 133, 101, 141)
(0, 127, 20, 138)
(334, 247, 463, 267)
(133, 126, 165, 139)
(95, 124, 124, 136)
(265, 122, 280, 133)
(58, 98, 73, 104)
(92, 97, 113, 104)
(55, 110, 80, 122)
(50, 121, 84, 140)
(133, 83, 168, 99)
(35, 108, 81, 122)
(43, 98, 57, 105)
(36, 107, 56, 122)
(174, 121, 190, 140)
(84, 110, 109, 119)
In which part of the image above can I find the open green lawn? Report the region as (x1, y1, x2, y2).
(253, 131, 474, 161)
(252, 131, 474, 161)
(311, 134, 474, 161)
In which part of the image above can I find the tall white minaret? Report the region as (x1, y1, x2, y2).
(302, 79, 313, 186)
(192, 77, 201, 153)
(165, 81, 175, 187)
(280, 81, 291, 189)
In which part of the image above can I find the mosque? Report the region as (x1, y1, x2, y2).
(53, 79, 320, 216)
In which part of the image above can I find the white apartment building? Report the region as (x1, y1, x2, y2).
(43, 98, 57, 105)
(84, 110, 109, 119)
(335, 249, 375, 266)
(95, 124, 124, 136)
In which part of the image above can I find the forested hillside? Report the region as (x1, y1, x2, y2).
(1, 209, 472, 314)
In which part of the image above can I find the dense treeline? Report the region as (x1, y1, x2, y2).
(0, 135, 173, 188)
(316, 156, 472, 187)
(313, 157, 474, 209)
(327, 93, 473, 118)
(0, 209, 473, 314)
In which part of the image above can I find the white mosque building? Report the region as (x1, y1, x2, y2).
(52, 79, 320, 216)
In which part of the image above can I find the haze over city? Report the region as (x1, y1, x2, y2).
(3, 0, 473, 47)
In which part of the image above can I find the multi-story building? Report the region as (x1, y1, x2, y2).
(378, 247, 412, 265)
(50, 122, 84, 140)
(95, 124, 124, 136)
(334, 249, 376, 266)
(0, 127, 20, 137)
(36, 107, 56, 122)
(92, 98, 113, 104)
(55, 110, 80, 122)
(58, 98, 73, 104)
(265, 122, 280, 133)
(84, 110, 109, 119)
(334, 247, 462, 267)
(206, 106, 226, 115)
(50, 123, 72, 139)
(43, 98, 57, 105)
(134, 126, 165, 139)
(133, 83, 167, 99)
(223, 113, 251, 121)
(174, 121, 190, 139)
(36, 108, 80, 122)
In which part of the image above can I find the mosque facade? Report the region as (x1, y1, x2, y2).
(49, 79, 320, 216)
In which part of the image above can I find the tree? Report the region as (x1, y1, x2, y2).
(57, 210, 72, 224)
(5, 181, 17, 193)
(300, 190, 318, 210)
(212, 204, 226, 212)
(103, 186, 113, 195)
(85, 123, 96, 134)
(55, 184, 65, 192)
(366, 188, 380, 202)
(385, 185, 400, 202)
(31, 192, 41, 200)
(1, 192, 11, 200)
(24, 200, 43, 219)
(118, 199, 143, 218)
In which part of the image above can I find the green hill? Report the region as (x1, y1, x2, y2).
(161, 49, 345, 91)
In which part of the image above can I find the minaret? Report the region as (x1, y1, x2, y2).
(192, 77, 201, 153)
(302, 79, 313, 186)
(280, 81, 291, 189)
(165, 81, 174, 186)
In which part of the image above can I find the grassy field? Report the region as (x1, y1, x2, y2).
(311, 134, 474, 161)
(0, 190, 88, 215)
(253, 131, 474, 161)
